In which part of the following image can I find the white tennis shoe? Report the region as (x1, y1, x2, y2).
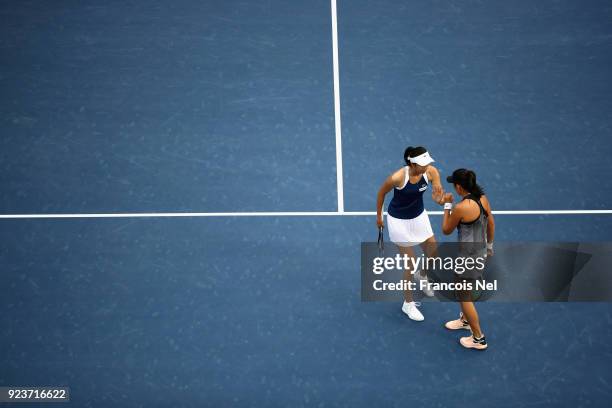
(402, 301, 424, 321)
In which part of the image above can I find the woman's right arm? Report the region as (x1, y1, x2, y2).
(377, 169, 403, 228)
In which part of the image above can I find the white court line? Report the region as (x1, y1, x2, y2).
(0, 210, 611, 219)
(346, 210, 612, 216)
(331, 0, 344, 213)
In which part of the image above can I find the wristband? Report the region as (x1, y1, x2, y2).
(443, 202, 453, 210)
(487, 242, 493, 250)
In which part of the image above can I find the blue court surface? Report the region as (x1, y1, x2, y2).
(1, 1, 612, 407)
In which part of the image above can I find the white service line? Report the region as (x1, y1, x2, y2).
(0, 210, 611, 219)
(344, 210, 612, 216)
(331, 0, 344, 213)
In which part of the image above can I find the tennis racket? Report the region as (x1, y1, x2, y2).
(377, 226, 384, 256)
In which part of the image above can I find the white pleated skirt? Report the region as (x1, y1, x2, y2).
(387, 210, 434, 247)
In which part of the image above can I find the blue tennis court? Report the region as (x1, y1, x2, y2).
(1, 1, 612, 407)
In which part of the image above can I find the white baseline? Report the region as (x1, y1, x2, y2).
(0, 210, 611, 219)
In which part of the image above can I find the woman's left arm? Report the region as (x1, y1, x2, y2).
(427, 166, 444, 204)
(480, 195, 495, 245)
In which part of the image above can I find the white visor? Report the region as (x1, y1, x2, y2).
(409, 151, 435, 166)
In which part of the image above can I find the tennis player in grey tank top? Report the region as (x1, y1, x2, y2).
(440, 169, 495, 351)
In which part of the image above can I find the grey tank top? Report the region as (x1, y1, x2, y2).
(457, 194, 488, 258)
(458, 194, 488, 242)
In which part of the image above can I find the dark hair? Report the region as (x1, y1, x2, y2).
(449, 168, 485, 198)
(404, 146, 427, 166)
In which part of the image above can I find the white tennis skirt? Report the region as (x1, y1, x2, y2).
(387, 210, 434, 247)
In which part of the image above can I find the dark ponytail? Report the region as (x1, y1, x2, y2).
(404, 146, 414, 165)
(465, 170, 485, 198)
(404, 146, 427, 166)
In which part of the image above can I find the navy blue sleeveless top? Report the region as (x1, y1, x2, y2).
(388, 167, 428, 219)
